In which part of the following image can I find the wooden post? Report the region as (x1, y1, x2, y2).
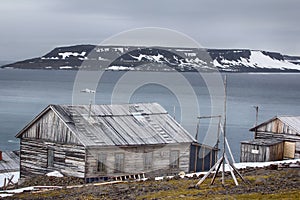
(202, 146, 205, 171)
(222, 75, 227, 185)
(3, 178, 6, 190)
(195, 119, 200, 142)
(194, 145, 198, 172)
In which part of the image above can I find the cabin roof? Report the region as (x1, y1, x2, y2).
(16, 103, 196, 147)
(0, 151, 20, 173)
(249, 115, 300, 134)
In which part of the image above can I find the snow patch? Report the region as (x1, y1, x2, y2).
(107, 66, 134, 71)
(59, 66, 73, 69)
(175, 49, 193, 52)
(113, 47, 124, 53)
(184, 52, 197, 57)
(213, 51, 300, 71)
(0, 172, 19, 188)
(0, 187, 35, 197)
(129, 54, 164, 63)
(155, 159, 300, 180)
(247, 51, 300, 70)
(58, 52, 86, 59)
(46, 171, 64, 177)
(213, 59, 226, 68)
(41, 57, 59, 60)
(98, 57, 109, 61)
(96, 48, 110, 52)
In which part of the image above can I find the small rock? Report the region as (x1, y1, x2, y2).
(268, 164, 278, 170)
(254, 177, 266, 185)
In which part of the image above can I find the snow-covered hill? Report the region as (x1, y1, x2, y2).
(1, 45, 300, 72)
(211, 50, 300, 72)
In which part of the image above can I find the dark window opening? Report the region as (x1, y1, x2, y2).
(97, 153, 107, 172)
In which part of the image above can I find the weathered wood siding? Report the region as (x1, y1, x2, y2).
(20, 109, 85, 178)
(20, 138, 85, 178)
(256, 132, 300, 159)
(256, 119, 298, 135)
(240, 142, 284, 162)
(22, 109, 81, 145)
(85, 143, 191, 179)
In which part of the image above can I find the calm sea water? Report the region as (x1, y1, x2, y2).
(1, 69, 300, 161)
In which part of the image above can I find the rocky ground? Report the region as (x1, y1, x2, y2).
(2, 162, 300, 199)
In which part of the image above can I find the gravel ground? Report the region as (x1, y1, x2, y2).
(2, 163, 300, 199)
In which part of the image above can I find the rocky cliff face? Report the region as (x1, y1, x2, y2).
(2, 45, 300, 72)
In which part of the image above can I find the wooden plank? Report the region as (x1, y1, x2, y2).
(284, 141, 295, 158)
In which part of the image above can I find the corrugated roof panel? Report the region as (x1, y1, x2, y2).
(112, 116, 149, 144)
(51, 103, 195, 147)
(0, 151, 19, 172)
(278, 116, 300, 134)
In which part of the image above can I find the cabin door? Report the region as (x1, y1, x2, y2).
(283, 141, 295, 159)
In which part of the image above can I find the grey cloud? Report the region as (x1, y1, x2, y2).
(0, 0, 299, 61)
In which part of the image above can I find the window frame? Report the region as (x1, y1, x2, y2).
(143, 151, 153, 170)
(169, 150, 179, 169)
(114, 153, 125, 173)
(97, 153, 107, 173)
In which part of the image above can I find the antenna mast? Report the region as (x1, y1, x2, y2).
(195, 75, 247, 187)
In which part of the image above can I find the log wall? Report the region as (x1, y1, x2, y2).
(240, 142, 284, 162)
(19, 109, 85, 178)
(20, 138, 85, 178)
(85, 143, 191, 179)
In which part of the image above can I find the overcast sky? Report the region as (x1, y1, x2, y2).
(0, 0, 299, 61)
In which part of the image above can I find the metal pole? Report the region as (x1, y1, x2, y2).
(88, 99, 92, 118)
(195, 118, 200, 141)
(254, 106, 259, 137)
(173, 105, 176, 120)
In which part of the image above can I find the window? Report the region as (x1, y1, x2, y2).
(170, 150, 179, 169)
(114, 153, 124, 172)
(97, 153, 107, 173)
(144, 152, 153, 170)
(47, 149, 54, 167)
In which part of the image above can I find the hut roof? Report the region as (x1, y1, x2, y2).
(0, 151, 19, 173)
(249, 115, 300, 134)
(16, 103, 196, 147)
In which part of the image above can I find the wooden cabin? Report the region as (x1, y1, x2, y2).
(16, 103, 217, 182)
(240, 116, 300, 162)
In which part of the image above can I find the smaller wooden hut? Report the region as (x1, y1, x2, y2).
(240, 139, 283, 162)
(241, 115, 300, 162)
